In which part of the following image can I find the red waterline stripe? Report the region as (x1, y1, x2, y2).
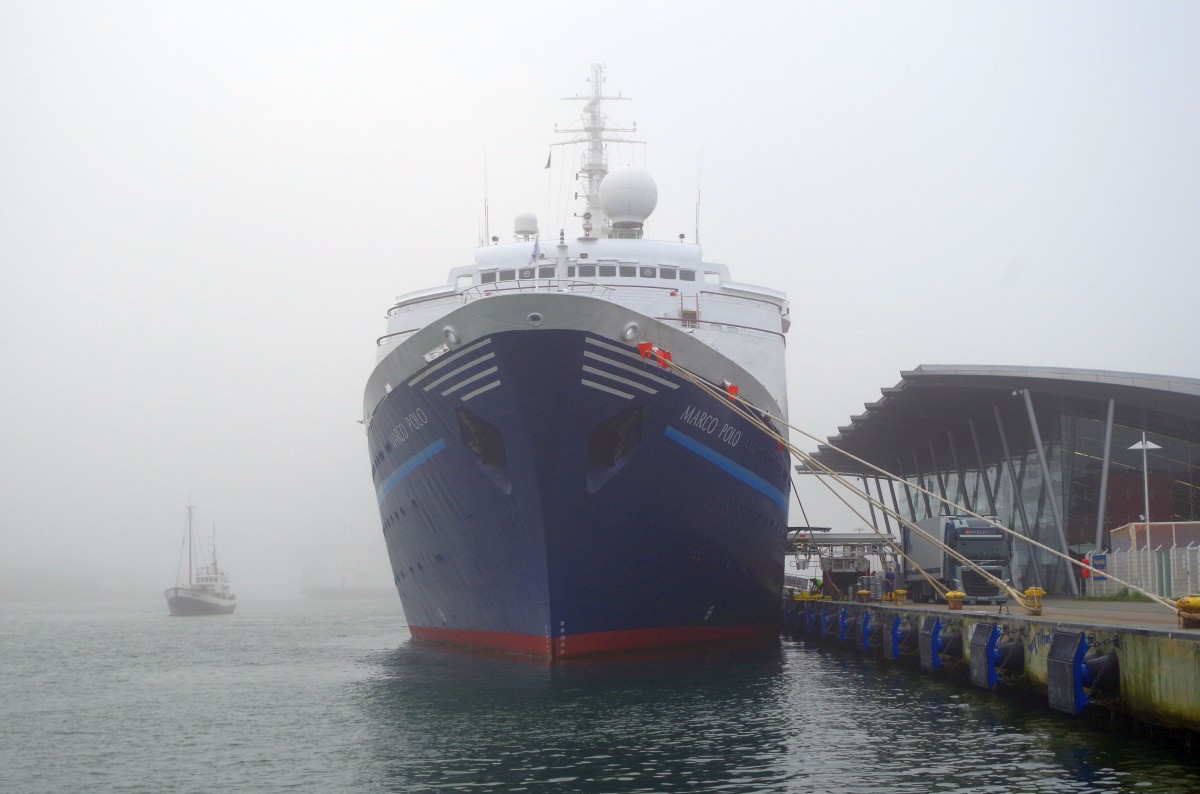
(409, 624, 775, 659)
(409, 625, 552, 657)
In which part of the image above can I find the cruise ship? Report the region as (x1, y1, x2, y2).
(363, 65, 791, 657)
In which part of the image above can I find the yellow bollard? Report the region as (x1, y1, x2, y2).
(894, 589, 907, 605)
(1177, 595, 1200, 629)
(857, 589, 871, 604)
(945, 590, 966, 610)
(1024, 586, 1046, 616)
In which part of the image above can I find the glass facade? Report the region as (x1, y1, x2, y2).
(886, 395, 1200, 595)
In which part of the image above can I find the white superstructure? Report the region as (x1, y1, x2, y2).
(372, 64, 790, 420)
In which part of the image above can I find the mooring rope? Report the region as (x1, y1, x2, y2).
(637, 342, 1181, 616)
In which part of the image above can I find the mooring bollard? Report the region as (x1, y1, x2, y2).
(945, 590, 965, 610)
(1177, 596, 1200, 629)
(1024, 587, 1046, 616)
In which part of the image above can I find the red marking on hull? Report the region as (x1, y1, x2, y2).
(409, 624, 775, 659)
(409, 625, 552, 656)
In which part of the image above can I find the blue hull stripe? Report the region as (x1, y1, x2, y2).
(664, 426, 787, 507)
(377, 438, 447, 504)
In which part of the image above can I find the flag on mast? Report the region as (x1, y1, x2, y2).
(528, 235, 540, 265)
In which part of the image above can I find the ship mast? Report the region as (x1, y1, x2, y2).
(556, 63, 639, 236)
(186, 499, 194, 587)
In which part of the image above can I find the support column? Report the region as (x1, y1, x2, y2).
(928, 441, 949, 506)
(887, 477, 902, 534)
(912, 451, 933, 518)
(1093, 398, 1116, 551)
(864, 475, 879, 532)
(995, 404, 1042, 589)
(1021, 389, 1078, 596)
(896, 457, 918, 522)
(874, 477, 893, 535)
(947, 429, 972, 513)
(968, 418, 998, 515)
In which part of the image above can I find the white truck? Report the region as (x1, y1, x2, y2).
(900, 515, 1012, 604)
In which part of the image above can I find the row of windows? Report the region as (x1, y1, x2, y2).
(479, 265, 699, 284)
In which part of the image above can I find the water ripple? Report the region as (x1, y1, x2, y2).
(3, 602, 1197, 792)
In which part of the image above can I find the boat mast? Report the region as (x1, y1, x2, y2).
(186, 499, 194, 587)
(557, 63, 638, 236)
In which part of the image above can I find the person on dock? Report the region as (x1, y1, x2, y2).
(884, 568, 895, 599)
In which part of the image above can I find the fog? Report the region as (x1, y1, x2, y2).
(3, 2, 1197, 601)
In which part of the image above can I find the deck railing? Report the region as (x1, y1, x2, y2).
(379, 281, 787, 345)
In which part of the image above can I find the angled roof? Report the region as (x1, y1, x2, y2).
(807, 365, 1200, 476)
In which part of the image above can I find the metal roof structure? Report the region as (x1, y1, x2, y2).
(807, 365, 1200, 476)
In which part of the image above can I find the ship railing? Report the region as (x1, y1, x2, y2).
(460, 279, 615, 301)
(698, 289, 786, 312)
(379, 308, 785, 349)
(385, 282, 788, 319)
(386, 293, 463, 318)
(652, 316, 786, 344)
(384, 280, 616, 320)
(377, 327, 422, 347)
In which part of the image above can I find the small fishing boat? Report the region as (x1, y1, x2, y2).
(164, 501, 236, 616)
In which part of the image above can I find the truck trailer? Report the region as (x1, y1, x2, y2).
(900, 515, 1012, 604)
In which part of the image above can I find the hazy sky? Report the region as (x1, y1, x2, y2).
(3, 2, 1198, 599)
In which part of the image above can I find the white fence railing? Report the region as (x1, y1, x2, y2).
(1086, 545, 1200, 600)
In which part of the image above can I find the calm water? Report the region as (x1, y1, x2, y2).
(2, 598, 1196, 793)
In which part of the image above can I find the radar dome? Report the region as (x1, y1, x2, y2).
(514, 211, 538, 238)
(600, 167, 657, 229)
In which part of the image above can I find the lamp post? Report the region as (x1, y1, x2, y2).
(1128, 431, 1161, 590)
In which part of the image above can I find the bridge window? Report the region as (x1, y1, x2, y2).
(599, 265, 616, 277)
(538, 265, 556, 278)
(659, 267, 677, 280)
(519, 267, 535, 279)
(640, 266, 656, 278)
(579, 265, 596, 277)
(680, 269, 696, 282)
(498, 269, 515, 281)
(619, 265, 636, 277)
(480, 271, 497, 284)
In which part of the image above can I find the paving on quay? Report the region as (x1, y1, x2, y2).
(932, 596, 1194, 632)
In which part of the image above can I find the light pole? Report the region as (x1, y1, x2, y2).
(1128, 431, 1161, 590)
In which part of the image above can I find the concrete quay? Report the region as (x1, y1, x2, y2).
(782, 595, 1200, 739)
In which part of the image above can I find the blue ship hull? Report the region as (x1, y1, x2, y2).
(367, 328, 790, 657)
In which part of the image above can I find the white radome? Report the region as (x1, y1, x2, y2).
(600, 167, 658, 228)
(514, 211, 538, 237)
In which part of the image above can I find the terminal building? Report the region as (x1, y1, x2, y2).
(806, 365, 1200, 596)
